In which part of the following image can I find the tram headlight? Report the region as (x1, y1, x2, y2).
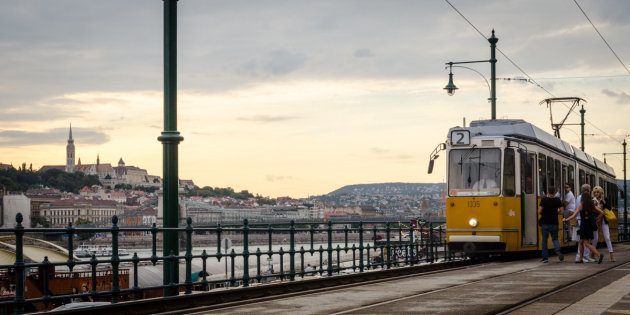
(468, 218, 479, 228)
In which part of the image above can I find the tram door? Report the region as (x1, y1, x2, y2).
(520, 152, 537, 247)
(562, 164, 570, 243)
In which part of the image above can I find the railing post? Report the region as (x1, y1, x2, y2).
(429, 222, 434, 263)
(299, 246, 305, 278)
(255, 248, 262, 283)
(201, 250, 209, 290)
(278, 247, 285, 280)
(216, 223, 223, 265)
(111, 215, 120, 303)
(409, 220, 415, 266)
(289, 220, 295, 281)
(327, 221, 333, 276)
(14, 213, 25, 315)
(90, 254, 98, 300)
(42, 256, 50, 308)
(242, 219, 250, 287)
(67, 221, 75, 272)
(386, 222, 391, 269)
(132, 253, 140, 300)
(229, 249, 236, 287)
(358, 221, 364, 272)
(151, 223, 158, 266)
(185, 217, 193, 294)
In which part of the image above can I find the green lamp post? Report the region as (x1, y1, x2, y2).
(444, 30, 498, 120)
(159, 0, 184, 297)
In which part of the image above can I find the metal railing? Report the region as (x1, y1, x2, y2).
(0, 214, 455, 314)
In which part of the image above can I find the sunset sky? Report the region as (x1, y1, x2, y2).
(1, 0, 629, 198)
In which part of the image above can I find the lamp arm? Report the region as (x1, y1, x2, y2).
(447, 65, 491, 95)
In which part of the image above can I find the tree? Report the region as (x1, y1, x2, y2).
(75, 218, 95, 240)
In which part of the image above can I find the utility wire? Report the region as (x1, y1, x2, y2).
(573, 0, 630, 75)
(443, 0, 623, 144)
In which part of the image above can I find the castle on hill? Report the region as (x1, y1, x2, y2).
(39, 125, 162, 188)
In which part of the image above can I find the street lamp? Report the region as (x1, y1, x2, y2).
(444, 29, 498, 120)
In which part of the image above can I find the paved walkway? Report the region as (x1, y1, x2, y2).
(197, 243, 630, 314)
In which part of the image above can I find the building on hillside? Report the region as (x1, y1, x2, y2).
(0, 191, 31, 228)
(40, 199, 124, 228)
(39, 125, 161, 189)
(179, 180, 195, 189)
(0, 163, 14, 171)
(26, 188, 62, 225)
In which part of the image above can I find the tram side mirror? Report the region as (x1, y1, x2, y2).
(428, 159, 435, 174)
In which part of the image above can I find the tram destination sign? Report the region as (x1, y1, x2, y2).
(450, 130, 470, 146)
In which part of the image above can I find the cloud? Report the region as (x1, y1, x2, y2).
(236, 115, 298, 123)
(266, 175, 294, 182)
(369, 147, 415, 162)
(240, 49, 307, 77)
(0, 127, 109, 146)
(354, 48, 373, 58)
(602, 89, 630, 104)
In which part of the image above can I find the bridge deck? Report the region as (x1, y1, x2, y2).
(184, 243, 630, 314)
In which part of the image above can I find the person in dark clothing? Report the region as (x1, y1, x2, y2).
(564, 191, 604, 264)
(538, 186, 564, 263)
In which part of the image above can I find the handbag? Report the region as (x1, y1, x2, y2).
(603, 208, 616, 222)
(570, 226, 579, 242)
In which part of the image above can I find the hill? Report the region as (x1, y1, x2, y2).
(327, 182, 443, 196)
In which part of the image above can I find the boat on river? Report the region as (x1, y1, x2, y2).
(74, 244, 130, 257)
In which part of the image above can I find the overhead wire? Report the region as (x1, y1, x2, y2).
(573, 0, 630, 75)
(443, 0, 623, 144)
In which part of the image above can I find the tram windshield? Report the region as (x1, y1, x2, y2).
(448, 148, 501, 196)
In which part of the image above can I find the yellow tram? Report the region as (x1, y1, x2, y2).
(430, 119, 619, 256)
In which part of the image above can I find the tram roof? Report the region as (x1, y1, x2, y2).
(449, 119, 615, 176)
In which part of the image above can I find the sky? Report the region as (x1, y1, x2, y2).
(1, 0, 629, 198)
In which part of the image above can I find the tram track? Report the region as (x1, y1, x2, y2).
(184, 253, 629, 315)
(496, 260, 630, 314)
(155, 259, 494, 315)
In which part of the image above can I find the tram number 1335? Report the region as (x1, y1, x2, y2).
(467, 201, 480, 208)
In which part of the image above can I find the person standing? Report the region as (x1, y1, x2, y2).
(538, 186, 564, 263)
(592, 186, 615, 262)
(563, 183, 576, 241)
(564, 191, 604, 264)
(575, 184, 595, 262)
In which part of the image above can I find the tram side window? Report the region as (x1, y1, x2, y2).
(503, 148, 515, 196)
(547, 157, 554, 193)
(554, 159, 561, 194)
(590, 174, 595, 187)
(448, 148, 501, 197)
(538, 154, 547, 196)
(579, 169, 585, 188)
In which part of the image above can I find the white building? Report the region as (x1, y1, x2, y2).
(0, 193, 31, 228)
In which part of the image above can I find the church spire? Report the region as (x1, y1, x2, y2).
(65, 123, 75, 173)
